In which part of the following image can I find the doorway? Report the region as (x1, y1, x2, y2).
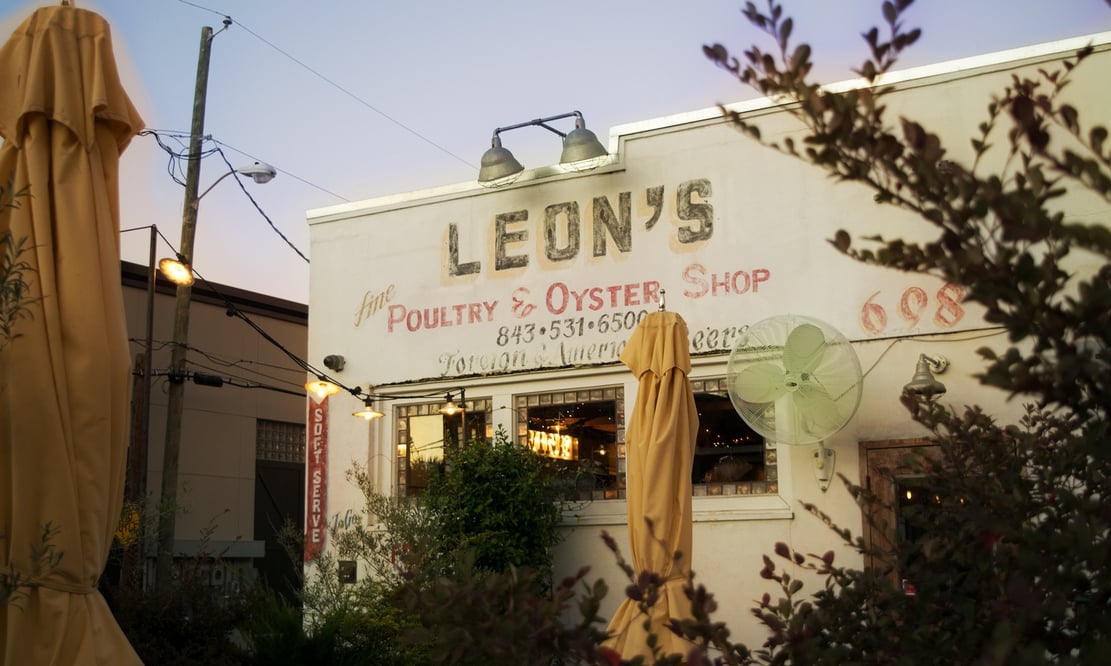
(858, 438, 938, 574)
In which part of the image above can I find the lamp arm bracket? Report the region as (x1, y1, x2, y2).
(922, 354, 949, 374)
(493, 111, 584, 139)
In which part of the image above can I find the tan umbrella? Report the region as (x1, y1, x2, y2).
(0, 4, 143, 664)
(605, 310, 698, 660)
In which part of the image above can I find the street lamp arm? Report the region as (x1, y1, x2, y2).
(194, 169, 235, 203)
(194, 162, 276, 206)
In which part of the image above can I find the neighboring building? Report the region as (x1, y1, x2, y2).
(119, 260, 308, 597)
(303, 34, 1111, 646)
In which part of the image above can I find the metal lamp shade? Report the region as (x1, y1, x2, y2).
(902, 355, 947, 397)
(478, 141, 524, 183)
(560, 126, 607, 164)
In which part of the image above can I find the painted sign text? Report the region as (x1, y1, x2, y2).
(446, 179, 714, 278)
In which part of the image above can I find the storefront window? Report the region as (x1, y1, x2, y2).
(511, 380, 775, 500)
(691, 377, 775, 496)
(396, 396, 490, 497)
(515, 387, 625, 501)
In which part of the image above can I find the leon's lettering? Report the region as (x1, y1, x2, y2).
(445, 179, 713, 278)
(677, 179, 713, 243)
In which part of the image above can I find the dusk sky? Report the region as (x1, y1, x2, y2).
(3, 0, 1110, 303)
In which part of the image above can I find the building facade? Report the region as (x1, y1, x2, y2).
(119, 260, 308, 596)
(304, 34, 1110, 645)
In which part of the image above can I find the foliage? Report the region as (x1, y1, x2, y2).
(332, 465, 446, 592)
(305, 427, 578, 663)
(689, 0, 1111, 663)
(240, 519, 426, 665)
(423, 426, 566, 584)
(1, 521, 63, 607)
(332, 427, 564, 591)
(707, 0, 1111, 412)
(239, 576, 428, 666)
(395, 551, 613, 666)
(102, 517, 251, 666)
(104, 562, 249, 665)
(0, 181, 34, 351)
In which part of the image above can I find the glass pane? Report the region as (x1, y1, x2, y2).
(526, 399, 618, 498)
(692, 391, 765, 485)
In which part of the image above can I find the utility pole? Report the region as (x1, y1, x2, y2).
(155, 25, 213, 591)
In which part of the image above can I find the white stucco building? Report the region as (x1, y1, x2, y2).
(303, 33, 1110, 645)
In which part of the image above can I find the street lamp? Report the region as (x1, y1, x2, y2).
(153, 24, 277, 590)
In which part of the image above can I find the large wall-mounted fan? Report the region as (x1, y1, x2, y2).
(726, 314, 863, 447)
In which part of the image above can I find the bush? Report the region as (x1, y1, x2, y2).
(240, 580, 428, 666)
(103, 559, 249, 666)
(423, 427, 565, 583)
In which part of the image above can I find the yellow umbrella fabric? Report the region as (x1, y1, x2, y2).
(605, 310, 698, 661)
(0, 5, 143, 664)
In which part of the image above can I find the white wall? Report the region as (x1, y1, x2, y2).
(305, 36, 1111, 640)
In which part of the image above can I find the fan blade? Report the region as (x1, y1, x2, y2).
(795, 383, 842, 435)
(733, 362, 789, 404)
(783, 323, 826, 374)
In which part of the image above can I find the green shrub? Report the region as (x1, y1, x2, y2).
(103, 561, 249, 666)
(423, 427, 564, 583)
(241, 580, 428, 666)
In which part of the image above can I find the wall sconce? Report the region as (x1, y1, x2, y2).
(478, 110, 608, 184)
(305, 376, 341, 399)
(352, 398, 383, 421)
(902, 354, 949, 398)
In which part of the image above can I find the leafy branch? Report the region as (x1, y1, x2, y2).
(1, 522, 64, 607)
(705, 0, 1111, 416)
(0, 181, 35, 351)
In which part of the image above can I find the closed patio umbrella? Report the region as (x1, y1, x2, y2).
(605, 310, 698, 661)
(0, 4, 143, 664)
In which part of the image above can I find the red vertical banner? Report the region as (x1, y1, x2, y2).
(305, 395, 329, 562)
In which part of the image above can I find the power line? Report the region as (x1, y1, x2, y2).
(212, 144, 310, 263)
(214, 140, 350, 203)
(140, 129, 346, 213)
(185, 347, 305, 388)
(184, 263, 358, 398)
(138, 131, 312, 263)
(187, 358, 304, 394)
(173, 0, 476, 169)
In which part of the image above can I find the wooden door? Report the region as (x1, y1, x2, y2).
(858, 438, 937, 574)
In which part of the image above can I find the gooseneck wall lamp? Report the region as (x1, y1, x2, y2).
(903, 354, 949, 398)
(478, 110, 608, 184)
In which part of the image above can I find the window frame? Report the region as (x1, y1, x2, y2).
(395, 396, 492, 497)
(689, 376, 776, 497)
(514, 385, 625, 501)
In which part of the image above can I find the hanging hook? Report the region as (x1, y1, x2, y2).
(658, 288, 667, 312)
